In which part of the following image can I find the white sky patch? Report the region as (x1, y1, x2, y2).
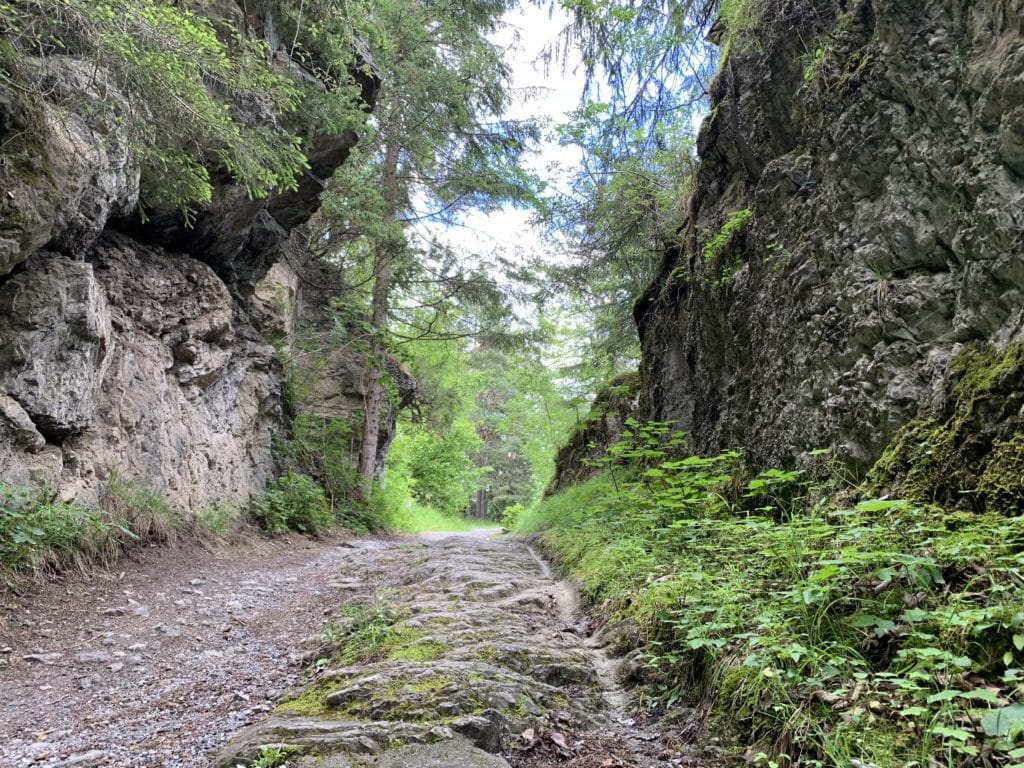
(412, 3, 584, 275)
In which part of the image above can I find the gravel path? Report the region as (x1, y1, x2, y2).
(1, 531, 707, 768)
(0, 534, 356, 767)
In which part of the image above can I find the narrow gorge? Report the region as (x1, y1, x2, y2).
(1, 0, 1023, 767)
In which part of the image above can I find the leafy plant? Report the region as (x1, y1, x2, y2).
(252, 472, 333, 536)
(248, 743, 301, 768)
(0, 0, 317, 214)
(521, 422, 1024, 766)
(99, 466, 182, 542)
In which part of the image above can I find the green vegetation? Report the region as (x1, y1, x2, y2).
(0, 484, 131, 587)
(0, 470, 245, 588)
(0, 0, 315, 213)
(703, 208, 754, 287)
(252, 471, 333, 536)
(518, 421, 1024, 767)
(320, 597, 409, 666)
(100, 466, 183, 542)
(251, 743, 302, 768)
(388, 497, 496, 534)
(867, 342, 1024, 514)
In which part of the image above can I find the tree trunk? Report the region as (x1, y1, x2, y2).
(356, 139, 402, 496)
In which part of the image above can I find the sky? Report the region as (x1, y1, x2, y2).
(412, 3, 584, 268)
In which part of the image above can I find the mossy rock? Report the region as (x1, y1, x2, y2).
(545, 371, 642, 496)
(866, 342, 1024, 515)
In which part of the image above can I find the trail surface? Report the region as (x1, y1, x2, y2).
(1, 531, 704, 768)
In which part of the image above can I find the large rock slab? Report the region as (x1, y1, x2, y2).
(0, 235, 284, 510)
(0, 57, 138, 276)
(635, 0, 1024, 475)
(0, 257, 112, 439)
(210, 535, 610, 766)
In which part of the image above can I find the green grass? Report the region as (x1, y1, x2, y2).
(517, 421, 1024, 767)
(1, 469, 192, 589)
(391, 499, 496, 533)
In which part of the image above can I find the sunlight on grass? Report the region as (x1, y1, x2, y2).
(391, 500, 495, 533)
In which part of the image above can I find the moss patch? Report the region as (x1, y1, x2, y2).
(386, 640, 451, 662)
(866, 342, 1024, 515)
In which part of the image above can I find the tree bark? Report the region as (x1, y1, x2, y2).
(356, 138, 402, 495)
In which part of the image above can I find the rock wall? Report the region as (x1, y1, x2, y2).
(0, 236, 281, 509)
(0, 2, 381, 511)
(253, 237, 417, 482)
(636, 0, 1024, 475)
(546, 372, 640, 496)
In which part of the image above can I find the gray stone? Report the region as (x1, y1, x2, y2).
(378, 741, 510, 768)
(0, 58, 138, 276)
(633, 0, 1024, 477)
(57, 750, 107, 766)
(0, 257, 112, 439)
(73, 650, 112, 664)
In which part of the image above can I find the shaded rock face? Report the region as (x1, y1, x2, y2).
(254, 251, 416, 479)
(637, 0, 1024, 474)
(0, 3, 383, 511)
(0, 235, 283, 508)
(547, 372, 640, 496)
(0, 58, 139, 274)
(111, 2, 380, 298)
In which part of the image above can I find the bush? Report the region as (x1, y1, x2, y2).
(100, 466, 182, 542)
(500, 503, 524, 530)
(524, 422, 1024, 766)
(253, 472, 333, 535)
(193, 499, 242, 542)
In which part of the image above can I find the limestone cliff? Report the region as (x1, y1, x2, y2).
(635, 0, 1024, 480)
(0, 2, 380, 511)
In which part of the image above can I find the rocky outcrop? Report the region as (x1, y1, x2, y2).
(0, 235, 283, 509)
(0, 2, 382, 512)
(111, 2, 380, 298)
(211, 536, 610, 768)
(254, 250, 416, 480)
(546, 372, 640, 496)
(0, 58, 139, 274)
(636, 0, 1024, 476)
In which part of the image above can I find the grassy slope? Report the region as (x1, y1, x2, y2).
(517, 446, 1024, 767)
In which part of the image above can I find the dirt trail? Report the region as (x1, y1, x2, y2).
(1, 532, 704, 768)
(0, 534, 353, 767)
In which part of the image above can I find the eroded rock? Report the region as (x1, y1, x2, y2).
(210, 536, 613, 767)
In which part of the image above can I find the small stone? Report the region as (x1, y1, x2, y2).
(22, 653, 62, 664)
(57, 750, 107, 766)
(109, 662, 124, 672)
(75, 650, 112, 664)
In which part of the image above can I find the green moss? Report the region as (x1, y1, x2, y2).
(386, 640, 451, 662)
(866, 342, 1024, 515)
(274, 679, 336, 718)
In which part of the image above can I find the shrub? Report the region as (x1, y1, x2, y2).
(524, 422, 1024, 766)
(193, 499, 242, 542)
(0, 484, 130, 587)
(253, 472, 333, 535)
